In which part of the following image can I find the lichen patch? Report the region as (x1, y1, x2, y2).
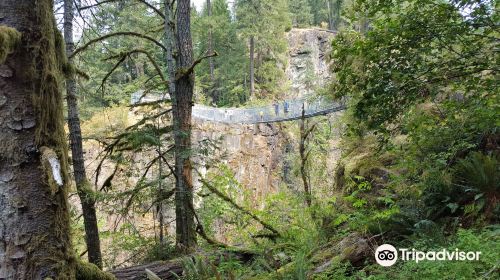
(40, 146, 64, 195)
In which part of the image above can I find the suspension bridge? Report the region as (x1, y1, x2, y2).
(131, 92, 346, 124)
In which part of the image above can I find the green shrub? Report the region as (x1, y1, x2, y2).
(454, 152, 499, 219)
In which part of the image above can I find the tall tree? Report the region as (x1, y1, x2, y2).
(327, 0, 344, 31)
(235, 0, 291, 97)
(299, 106, 316, 207)
(193, 0, 248, 106)
(172, 0, 197, 250)
(249, 35, 255, 97)
(207, 0, 215, 84)
(63, 0, 103, 268)
(289, 0, 313, 27)
(0, 0, 76, 278)
(308, 0, 329, 26)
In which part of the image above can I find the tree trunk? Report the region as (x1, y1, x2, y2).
(64, 0, 103, 268)
(157, 119, 165, 244)
(327, 0, 333, 31)
(331, 0, 343, 31)
(300, 105, 312, 207)
(173, 0, 197, 251)
(207, 0, 217, 103)
(112, 260, 183, 280)
(111, 250, 257, 280)
(0, 0, 76, 278)
(249, 35, 255, 97)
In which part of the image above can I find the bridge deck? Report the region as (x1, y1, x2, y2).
(131, 92, 346, 124)
(192, 98, 346, 124)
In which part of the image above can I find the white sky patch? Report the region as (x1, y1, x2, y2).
(192, 0, 205, 11)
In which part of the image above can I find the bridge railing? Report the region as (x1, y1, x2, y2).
(192, 97, 346, 124)
(131, 91, 345, 124)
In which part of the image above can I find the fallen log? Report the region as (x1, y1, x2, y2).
(111, 260, 183, 280)
(111, 249, 258, 280)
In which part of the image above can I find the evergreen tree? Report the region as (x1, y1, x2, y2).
(235, 0, 292, 97)
(308, 0, 329, 26)
(289, 0, 314, 27)
(193, 0, 248, 106)
(63, 0, 103, 268)
(77, 1, 164, 116)
(308, 0, 345, 30)
(172, 0, 197, 251)
(0, 0, 76, 277)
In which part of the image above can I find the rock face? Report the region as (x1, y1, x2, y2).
(311, 233, 371, 275)
(192, 121, 284, 205)
(192, 28, 336, 201)
(286, 28, 335, 97)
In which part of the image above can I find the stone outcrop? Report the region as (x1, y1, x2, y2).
(311, 233, 371, 275)
(286, 28, 334, 97)
(192, 120, 284, 205)
(192, 28, 336, 200)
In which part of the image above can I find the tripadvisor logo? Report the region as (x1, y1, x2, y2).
(375, 244, 398, 266)
(375, 244, 481, 267)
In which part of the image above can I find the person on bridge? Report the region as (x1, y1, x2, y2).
(273, 102, 279, 116)
(284, 101, 289, 114)
(259, 110, 264, 121)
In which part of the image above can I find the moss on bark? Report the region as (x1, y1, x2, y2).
(76, 262, 116, 280)
(24, 0, 76, 278)
(0, 25, 21, 63)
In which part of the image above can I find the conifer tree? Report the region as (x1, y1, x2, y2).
(289, 0, 314, 27)
(0, 0, 76, 278)
(235, 0, 291, 97)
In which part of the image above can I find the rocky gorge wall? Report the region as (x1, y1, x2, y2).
(192, 28, 336, 202)
(74, 28, 338, 266)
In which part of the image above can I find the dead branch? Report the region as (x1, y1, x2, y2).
(71, 32, 167, 58)
(129, 98, 171, 108)
(78, 0, 116, 10)
(78, 0, 165, 19)
(100, 49, 167, 95)
(175, 51, 218, 80)
(199, 178, 281, 238)
(100, 54, 127, 95)
(135, 0, 165, 19)
(100, 163, 120, 192)
(107, 49, 167, 82)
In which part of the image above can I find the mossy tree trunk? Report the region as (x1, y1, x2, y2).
(299, 105, 315, 207)
(64, 0, 103, 268)
(173, 0, 197, 251)
(0, 0, 76, 278)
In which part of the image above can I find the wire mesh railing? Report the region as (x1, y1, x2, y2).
(131, 92, 346, 124)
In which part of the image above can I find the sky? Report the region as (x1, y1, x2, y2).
(192, 0, 205, 11)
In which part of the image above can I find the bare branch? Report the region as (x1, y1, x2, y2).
(78, 0, 116, 10)
(100, 163, 120, 192)
(78, 0, 165, 19)
(100, 54, 127, 95)
(175, 51, 218, 80)
(136, 0, 165, 19)
(199, 177, 281, 237)
(71, 31, 167, 58)
(100, 49, 167, 96)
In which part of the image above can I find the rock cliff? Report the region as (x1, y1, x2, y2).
(192, 28, 336, 203)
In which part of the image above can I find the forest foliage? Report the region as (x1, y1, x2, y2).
(33, 0, 499, 278)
